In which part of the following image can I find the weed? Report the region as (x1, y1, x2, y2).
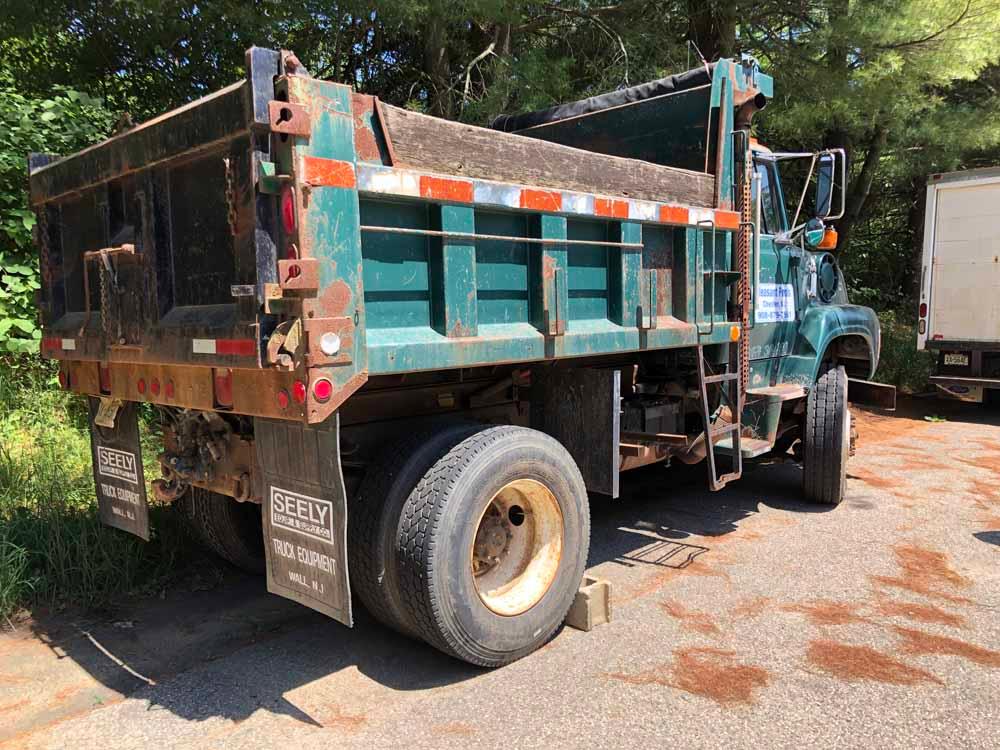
(0, 355, 199, 619)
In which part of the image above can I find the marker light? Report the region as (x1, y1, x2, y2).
(137, 378, 146, 395)
(919, 303, 927, 318)
(276, 389, 290, 409)
(150, 379, 161, 396)
(292, 379, 308, 404)
(281, 186, 296, 234)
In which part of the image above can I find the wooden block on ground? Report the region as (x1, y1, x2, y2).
(565, 575, 612, 632)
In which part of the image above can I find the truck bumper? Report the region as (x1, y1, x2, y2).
(930, 375, 1000, 403)
(847, 378, 896, 411)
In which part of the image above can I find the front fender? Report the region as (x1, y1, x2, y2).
(788, 304, 880, 383)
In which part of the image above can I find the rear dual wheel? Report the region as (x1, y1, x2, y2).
(350, 424, 589, 667)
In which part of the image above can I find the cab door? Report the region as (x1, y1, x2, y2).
(749, 155, 801, 386)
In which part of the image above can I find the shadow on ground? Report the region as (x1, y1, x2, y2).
(13, 449, 842, 732)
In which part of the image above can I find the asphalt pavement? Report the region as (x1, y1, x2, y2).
(1, 397, 998, 749)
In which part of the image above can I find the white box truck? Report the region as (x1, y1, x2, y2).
(917, 166, 1000, 402)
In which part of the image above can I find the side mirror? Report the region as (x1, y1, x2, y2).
(815, 153, 835, 219)
(804, 218, 826, 248)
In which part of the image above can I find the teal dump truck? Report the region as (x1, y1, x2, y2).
(29, 47, 889, 666)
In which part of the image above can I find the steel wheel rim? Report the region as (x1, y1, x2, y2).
(471, 478, 564, 616)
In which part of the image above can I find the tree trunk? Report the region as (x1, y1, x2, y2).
(687, 1, 738, 62)
(836, 124, 888, 254)
(422, 7, 453, 118)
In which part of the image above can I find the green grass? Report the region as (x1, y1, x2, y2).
(871, 309, 934, 394)
(0, 356, 196, 621)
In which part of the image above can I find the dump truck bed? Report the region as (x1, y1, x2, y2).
(31, 49, 771, 423)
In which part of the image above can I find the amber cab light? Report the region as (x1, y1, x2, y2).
(313, 378, 333, 403)
(281, 186, 296, 234)
(817, 227, 839, 250)
(292, 379, 308, 404)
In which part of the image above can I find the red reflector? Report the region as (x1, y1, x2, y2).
(57, 371, 68, 389)
(99, 364, 111, 393)
(919, 302, 927, 318)
(313, 378, 333, 403)
(137, 378, 146, 395)
(150, 379, 160, 396)
(165, 380, 175, 399)
(216, 339, 256, 357)
(281, 186, 296, 233)
(214, 368, 234, 407)
(276, 389, 290, 409)
(292, 379, 307, 404)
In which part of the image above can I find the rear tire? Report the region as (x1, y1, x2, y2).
(177, 488, 265, 573)
(347, 422, 480, 638)
(803, 365, 850, 505)
(395, 425, 590, 667)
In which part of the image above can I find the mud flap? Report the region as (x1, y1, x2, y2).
(87, 397, 150, 540)
(254, 413, 352, 626)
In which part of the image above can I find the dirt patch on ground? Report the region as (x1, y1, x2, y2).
(853, 409, 929, 446)
(870, 543, 972, 604)
(731, 596, 772, 619)
(876, 600, 966, 628)
(807, 640, 942, 685)
(432, 721, 477, 737)
(971, 438, 1000, 453)
(848, 469, 895, 490)
(966, 480, 1000, 509)
(957, 454, 1000, 479)
(0, 699, 30, 716)
(314, 705, 368, 732)
(894, 626, 1000, 667)
(660, 600, 721, 635)
(607, 648, 770, 706)
(781, 600, 870, 626)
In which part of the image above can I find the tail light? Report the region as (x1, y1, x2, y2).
(137, 378, 147, 395)
(919, 302, 927, 318)
(292, 379, 307, 404)
(313, 378, 333, 403)
(150, 379, 161, 397)
(276, 389, 290, 409)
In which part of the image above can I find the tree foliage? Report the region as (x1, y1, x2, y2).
(1, 0, 999, 349)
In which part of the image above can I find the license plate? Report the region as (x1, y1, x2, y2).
(944, 353, 969, 366)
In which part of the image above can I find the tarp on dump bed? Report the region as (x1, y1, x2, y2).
(490, 64, 715, 133)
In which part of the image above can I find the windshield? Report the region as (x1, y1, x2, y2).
(753, 159, 786, 235)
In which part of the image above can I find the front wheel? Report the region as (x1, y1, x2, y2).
(802, 365, 850, 505)
(395, 426, 589, 667)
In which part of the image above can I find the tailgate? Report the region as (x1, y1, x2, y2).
(29, 50, 284, 370)
(928, 180, 1000, 344)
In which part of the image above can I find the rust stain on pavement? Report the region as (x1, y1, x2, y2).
(807, 640, 941, 686)
(781, 600, 870, 626)
(894, 627, 1000, 667)
(870, 543, 972, 604)
(875, 599, 966, 628)
(659, 600, 720, 635)
(607, 648, 770, 705)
